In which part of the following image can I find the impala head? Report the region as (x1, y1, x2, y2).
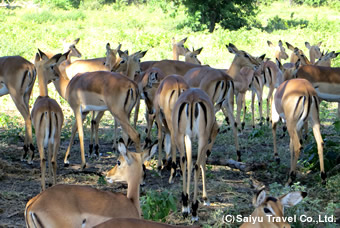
(106, 139, 157, 184)
(285, 42, 304, 64)
(293, 48, 311, 65)
(276, 58, 300, 81)
(62, 38, 82, 58)
(36, 50, 65, 83)
(315, 51, 339, 67)
(172, 37, 190, 56)
(49, 50, 71, 80)
(142, 67, 165, 89)
(243, 189, 307, 228)
(267, 40, 289, 60)
(226, 43, 265, 70)
(105, 42, 122, 71)
(185, 47, 203, 64)
(305, 41, 322, 62)
(113, 50, 147, 80)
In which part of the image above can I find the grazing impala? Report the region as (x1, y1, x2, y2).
(267, 40, 289, 62)
(272, 79, 325, 185)
(305, 41, 322, 64)
(172, 88, 218, 221)
(0, 55, 36, 162)
(154, 75, 190, 183)
(172, 37, 189, 60)
(240, 189, 307, 228)
(25, 140, 157, 228)
(31, 52, 64, 191)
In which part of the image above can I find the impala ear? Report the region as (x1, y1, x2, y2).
(267, 40, 274, 47)
(180, 37, 187, 44)
(253, 189, 266, 208)
(195, 47, 203, 55)
(258, 54, 266, 61)
(286, 42, 295, 51)
(142, 140, 158, 162)
(278, 40, 283, 47)
(106, 43, 111, 51)
(116, 43, 122, 52)
(138, 50, 147, 58)
(34, 53, 41, 64)
(226, 43, 238, 54)
(38, 49, 49, 61)
(317, 41, 322, 47)
(117, 138, 132, 165)
(279, 192, 307, 208)
(305, 42, 311, 49)
(72, 38, 80, 45)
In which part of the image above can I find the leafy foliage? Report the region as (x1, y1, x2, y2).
(141, 190, 177, 222)
(180, 0, 259, 32)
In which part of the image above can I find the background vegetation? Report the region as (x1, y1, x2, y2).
(0, 0, 339, 227)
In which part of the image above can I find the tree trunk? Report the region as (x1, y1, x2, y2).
(209, 12, 216, 33)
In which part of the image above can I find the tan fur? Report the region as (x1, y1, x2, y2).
(305, 41, 322, 64)
(31, 52, 64, 191)
(25, 142, 157, 228)
(185, 47, 203, 65)
(0, 55, 36, 162)
(267, 40, 289, 62)
(94, 218, 199, 228)
(154, 75, 190, 183)
(172, 88, 218, 220)
(272, 79, 325, 185)
(172, 37, 189, 60)
(240, 189, 306, 228)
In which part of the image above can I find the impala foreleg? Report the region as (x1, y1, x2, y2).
(287, 126, 301, 186)
(271, 99, 280, 163)
(75, 109, 87, 170)
(168, 133, 177, 184)
(266, 86, 274, 123)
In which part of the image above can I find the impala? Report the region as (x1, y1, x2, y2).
(305, 41, 322, 64)
(286, 42, 303, 64)
(272, 79, 325, 185)
(240, 189, 307, 228)
(185, 47, 203, 65)
(267, 40, 289, 62)
(154, 75, 190, 183)
(315, 51, 339, 67)
(172, 88, 218, 221)
(31, 52, 64, 191)
(94, 218, 199, 228)
(0, 55, 36, 163)
(60, 42, 121, 79)
(172, 37, 189, 60)
(25, 140, 157, 228)
(251, 58, 284, 126)
(46, 50, 144, 168)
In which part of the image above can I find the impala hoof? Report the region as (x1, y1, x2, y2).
(275, 157, 280, 164)
(191, 216, 199, 222)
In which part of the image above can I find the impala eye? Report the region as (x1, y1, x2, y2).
(117, 160, 121, 166)
(264, 208, 271, 214)
(120, 60, 125, 64)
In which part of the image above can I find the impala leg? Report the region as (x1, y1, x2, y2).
(75, 109, 87, 170)
(222, 98, 240, 161)
(184, 135, 192, 217)
(236, 93, 243, 131)
(155, 113, 164, 173)
(114, 111, 141, 154)
(133, 98, 140, 129)
(89, 111, 95, 156)
(310, 99, 326, 183)
(168, 132, 176, 184)
(51, 135, 60, 186)
(93, 111, 104, 157)
(287, 127, 301, 186)
(48, 140, 53, 187)
(251, 90, 255, 128)
(241, 93, 246, 130)
(145, 111, 155, 141)
(11, 95, 34, 163)
(112, 118, 118, 151)
(256, 88, 263, 126)
(271, 99, 280, 163)
(37, 141, 46, 191)
(266, 86, 274, 123)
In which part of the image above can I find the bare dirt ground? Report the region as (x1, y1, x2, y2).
(0, 106, 338, 227)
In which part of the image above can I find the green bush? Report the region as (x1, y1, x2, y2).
(141, 190, 177, 222)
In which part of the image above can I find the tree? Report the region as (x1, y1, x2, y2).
(181, 0, 258, 33)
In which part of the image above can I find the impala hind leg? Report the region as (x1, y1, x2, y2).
(184, 135, 193, 217)
(287, 127, 301, 186)
(271, 99, 280, 163)
(37, 139, 46, 191)
(310, 99, 326, 183)
(177, 134, 189, 216)
(89, 111, 104, 157)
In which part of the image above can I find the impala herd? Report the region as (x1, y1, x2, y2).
(0, 37, 338, 227)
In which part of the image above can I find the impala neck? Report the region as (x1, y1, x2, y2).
(127, 171, 141, 218)
(53, 72, 70, 99)
(227, 58, 243, 79)
(37, 68, 48, 97)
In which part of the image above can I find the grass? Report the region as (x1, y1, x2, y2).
(0, 1, 339, 227)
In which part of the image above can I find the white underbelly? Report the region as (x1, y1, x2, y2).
(0, 83, 9, 96)
(81, 105, 108, 113)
